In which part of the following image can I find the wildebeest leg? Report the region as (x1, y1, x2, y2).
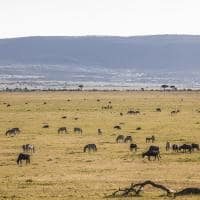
(148, 156, 150, 161)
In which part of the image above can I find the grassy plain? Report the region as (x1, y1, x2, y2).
(0, 91, 200, 200)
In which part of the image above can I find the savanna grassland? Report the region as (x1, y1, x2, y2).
(0, 91, 200, 200)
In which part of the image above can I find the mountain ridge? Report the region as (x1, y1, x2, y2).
(0, 35, 200, 72)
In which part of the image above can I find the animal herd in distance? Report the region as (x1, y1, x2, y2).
(4, 106, 199, 165)
(6, 126, 200, 165)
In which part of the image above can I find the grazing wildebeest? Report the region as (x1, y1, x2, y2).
(142, 150, 161, 161)
(136, 127, 141, 130)
(58, 127, 67, 134)
(62, 116, 67, 119)
(17, 153, 30, 165)
(74, 127, 82, 134)
(22, 144, 35, 153)
(171, 109, 180, 115)
(83, 144, 97, 152)
(166, 141, 171, 151)
(148, 145, 160, 152)
(120, 112, 123, 116)
(116, 135, 125, 143)
(146, 135, 155, 143)
(191, 143, 199, 151)
(127, 110, 140, 115)
(114, 125, 121, 130)
(156, 108, 161, 112)
(98, 128, 102, 135)
(179, 144, 192, 153)
(130, 144, 137, 152)
(5, 128, 20, 136)
(172, 144, 179, 152)
(124, 135, 133, 143)
(43, 124, 49, 128)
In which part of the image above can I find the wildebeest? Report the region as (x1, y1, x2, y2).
(120, 112, 123, 116)
(98, 128, 102, 135)
(102, 105, 112, 110)
(156, 108, 161, 112)
(171, 109, 180, 115)
(130, 144, 137, 152)
(5, 128, 20, 136)
(142, 150, 161, 161)
(58, 127, 67, 134)
(124, 135, 133, 143)
(172, 144, 179, 152)
(116, 135, 125, 143)
(17, 153, 30, 165)
(74, 127, 82, 134)
(146, 135, 155, 143)
(191, 143, 199, 151)
(148, 145, 160, 152)
(62, 116, 67, 119)
(114, 125, 121, 130)
(166, 141, 171, 151)
(22, 144, 35, 153)
(42, 124, 49, 128)
(179, 144, 192, 153)
(83, 144, 97, 152)
(127, 110, 140, 115)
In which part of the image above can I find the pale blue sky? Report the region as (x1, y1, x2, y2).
(0, 0, 199, 38)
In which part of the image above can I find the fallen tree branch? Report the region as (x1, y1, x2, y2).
(109, 180, 200, 198)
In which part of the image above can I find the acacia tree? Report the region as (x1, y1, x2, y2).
(161, 84, 168, 91)
(78, 84, 84, 91)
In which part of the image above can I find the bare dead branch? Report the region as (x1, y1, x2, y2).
(110, 180, 200, 198)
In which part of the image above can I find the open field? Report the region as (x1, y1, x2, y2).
(0, 91, 200, 200)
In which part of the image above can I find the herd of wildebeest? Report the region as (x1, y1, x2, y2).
(4, 101, 200, 165)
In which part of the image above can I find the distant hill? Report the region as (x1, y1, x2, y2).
(0, 35, 200, 72)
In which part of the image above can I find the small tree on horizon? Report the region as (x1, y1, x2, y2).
(161, 84, 169, 91)
(78, 84, 84, 91)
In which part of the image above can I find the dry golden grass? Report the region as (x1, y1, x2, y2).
(0, 91, 200, 200)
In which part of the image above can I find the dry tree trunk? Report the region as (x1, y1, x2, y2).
(110, 180, 200, 198)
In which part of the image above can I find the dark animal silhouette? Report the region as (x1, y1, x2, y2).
(142, 150, 161, 161)
(127, 110, 140, 115)
(116, 135, 125, 143)
(148, 145, 160, 152)
(5, 128, 20, 136)
(17, 153, 30, 165)
(22, 144, 35, 153)
(172, 144, 179, 152)
(130, 144, 137, 152)
(171, 109, 180, 115)
(179, 144, 192, 153)
(62, 116, 67, 119)
(42, 124, 49, 128)
(124, 135, 133, 143)
(58, 127, 67, 134)
(83, 144, 97, 152)
(102, 105, 112, 110)
(98, 129, 102, 135)
(114, 125, 121, 130)
(156, 108, 161, 112)
(146, 135, 155, 143)
(191, 143, 199, 151)
(74, 127, 82, 134)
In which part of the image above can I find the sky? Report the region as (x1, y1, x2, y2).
(0, 0, 200, 38)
